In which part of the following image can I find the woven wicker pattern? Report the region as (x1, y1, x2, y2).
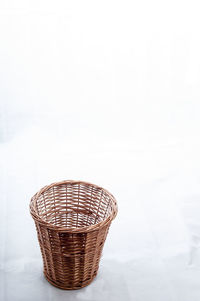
(30, 180, 117, 290)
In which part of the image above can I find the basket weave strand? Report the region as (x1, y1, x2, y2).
(30, 180, 117, 290)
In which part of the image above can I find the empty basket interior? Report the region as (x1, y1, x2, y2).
(35, 182, 114, 228)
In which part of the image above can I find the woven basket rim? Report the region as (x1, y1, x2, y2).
(30, 180, 118, 233)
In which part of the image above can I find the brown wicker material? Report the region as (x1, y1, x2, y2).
(30, 180, 117, 290)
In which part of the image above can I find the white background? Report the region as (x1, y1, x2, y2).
(1, 0, 200, 300)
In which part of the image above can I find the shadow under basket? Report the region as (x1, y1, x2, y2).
(30, 180, 118, 290)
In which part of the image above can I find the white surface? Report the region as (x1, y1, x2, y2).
(1, 0, 200, 300)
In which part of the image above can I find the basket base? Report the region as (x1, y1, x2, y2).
(44, 272, 97, 290)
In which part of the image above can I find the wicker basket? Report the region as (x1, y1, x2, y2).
(30, 180, 117, 290)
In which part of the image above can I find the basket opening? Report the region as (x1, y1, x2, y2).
(35, 182, 113, 228)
